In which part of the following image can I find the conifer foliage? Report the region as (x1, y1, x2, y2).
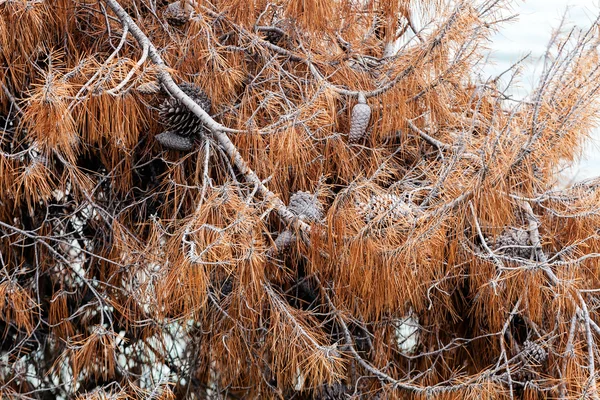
(2, 0, 600, 398)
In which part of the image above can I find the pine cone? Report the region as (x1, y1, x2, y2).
(319, 382, 348, 400)
(522, 340, 548, 364)
(157, 82, 211, 150)
(289, 191, 323, 222)
(514, 340, 547, 383)
(159, 82, 211, 138)
(515, 368, 536, 384)
(263, 29, 284, 45)
(348, 93, 371, 144)
(272, 230, 295, 254)
(492, 228, 531, 259)
(155, 131, 194, 151)
(164, 1, 190, 26)
(356, 193, 414, 226)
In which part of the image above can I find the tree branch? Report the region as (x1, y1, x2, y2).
(102, 0, 310, 233)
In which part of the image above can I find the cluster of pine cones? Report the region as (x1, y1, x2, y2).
(155, 82, 212, 151)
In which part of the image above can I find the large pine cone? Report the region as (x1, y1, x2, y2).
(289, 191, 323, 222)
(348, 93, 371, 144)
(159, 82, 211, 139)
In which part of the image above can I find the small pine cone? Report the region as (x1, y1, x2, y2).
(218, 278, 233, 298)
(289, 191, 323, 222)
(263, 29, 284, 45)
(493, 228, 531, 259)
(164, 1, 190, 26)
(319, 383, 348, 400)
(273, 230, 295, 254)
(159, 82, 211, 140)
(515, 368, 537, 383)
(155, 131, 194, 151)
(348, 93, 371, 144)
(522, 340, 548, 365)
(356, 193, 414, 225)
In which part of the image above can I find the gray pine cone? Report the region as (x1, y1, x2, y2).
(492, 228, 532, 259)
(522, 340, 548, 365)
(273, 230, 295, 254)
(319, 383, 349, 400)
(356, 193, 414, 225)
(155, 131, 194, 151)
(289, 191, 323, 222)
(348, 93, 371, 144)
(515, 368, 536, 384)
(263, 29, 284, 45)
(164, 2, 191, 26)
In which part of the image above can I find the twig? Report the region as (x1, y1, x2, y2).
(499, 297, 523, 400)
(106, 37, 149, 95)
(1, 82, 23, 115)
(559, 313, 579, 399)
(577, 290, 599, 400)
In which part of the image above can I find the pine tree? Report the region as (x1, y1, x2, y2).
(1, 0, 600, 398)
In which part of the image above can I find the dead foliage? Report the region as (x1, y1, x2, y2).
(1, 0, 600, 398)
